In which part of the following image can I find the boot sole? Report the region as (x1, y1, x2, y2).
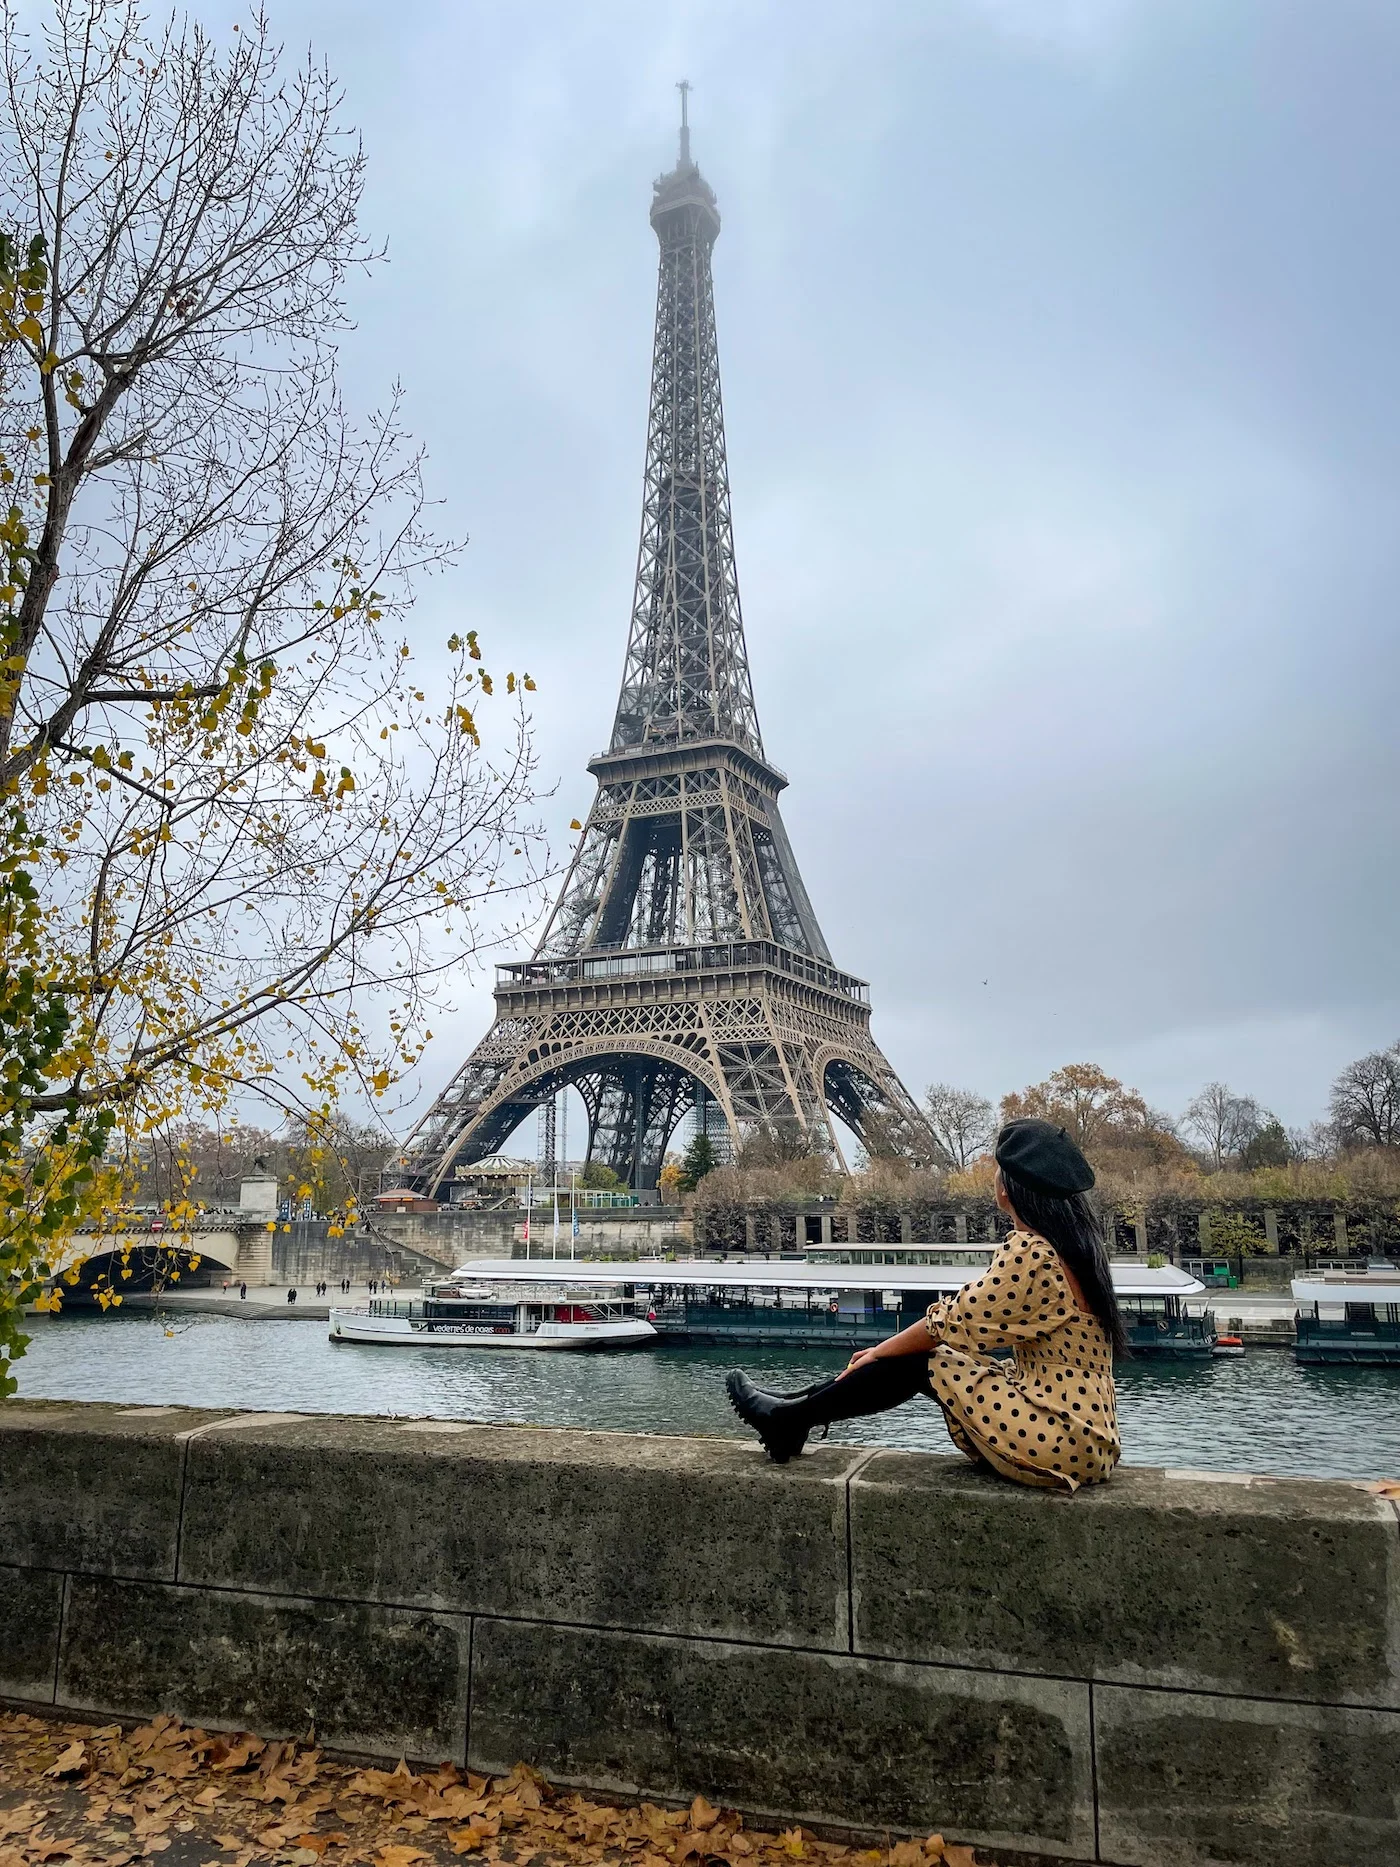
(724, 1372, 803, 1463)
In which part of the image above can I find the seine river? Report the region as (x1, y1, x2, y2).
(14, 1311, 1400, 1481)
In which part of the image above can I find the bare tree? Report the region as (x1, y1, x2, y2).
(1287, 1120, 1338, 1163)
(0, 0, 545, 1121)
(1330, 1043, 1400, 1150)
(0, 3, 545, 1374)
(1182, 1083, 1265, 1168)
(922, 1083, 994, 1169)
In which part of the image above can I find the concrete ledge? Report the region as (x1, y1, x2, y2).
(470, 1618, 1096, 1861)
(0, 1401, 228, 1579)
(57, 1575, 470, 1760)
(2, 1399, 1398, 1865)
(177, 1415, 858, 1649)
(851, 1453, 1400, 1705)
(0, 1565, 63, 1701)
(1095, 1685, 1400, 1867)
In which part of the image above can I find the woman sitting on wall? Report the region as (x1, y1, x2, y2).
(725, 1118, 1126, 1491)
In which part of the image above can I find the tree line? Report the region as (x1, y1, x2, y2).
(923, 1043, 1400, 1177)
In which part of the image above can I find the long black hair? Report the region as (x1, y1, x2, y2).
(999, 1165, 1129, 1356)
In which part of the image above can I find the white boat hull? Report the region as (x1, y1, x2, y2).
(328, 1309, 657, 1351)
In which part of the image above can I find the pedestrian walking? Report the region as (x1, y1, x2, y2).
(726, 1120, 1126, 1491)
(287, 1287, 297, 1305)
(239, 1282, 247, 1300)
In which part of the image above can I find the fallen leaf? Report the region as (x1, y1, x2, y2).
(940, 1850, 976, 1867)
(446, 1817, 500, 1854)
(689, 1800, 720, 1835)
(425, 1792, 484, 1823)
(922, 1841, 944, 1861)
(779, 1832, 806, 1861)
(213, 1742, 264, 1774)
(192, 1790, 222, 1810)
(374, 1849, 426, 1867)
(44, 1742, 89, 1778)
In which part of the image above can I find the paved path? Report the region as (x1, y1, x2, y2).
(153, 1285, 421, 1323)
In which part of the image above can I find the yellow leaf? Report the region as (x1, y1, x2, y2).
(43, 1741, 87, 1778)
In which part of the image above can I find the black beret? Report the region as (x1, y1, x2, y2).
(995, 1118, 1095, 1196)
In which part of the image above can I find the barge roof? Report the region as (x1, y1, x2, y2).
(1292, 1276, 1400, 1306)
(442, 1257, 1205, 1299)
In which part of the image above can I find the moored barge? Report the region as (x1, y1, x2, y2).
(337, 1251, 1214, 1358)
(1292, 1268, 1400, 1366)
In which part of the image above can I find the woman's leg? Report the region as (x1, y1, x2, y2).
(726, 1352, 932, 1463)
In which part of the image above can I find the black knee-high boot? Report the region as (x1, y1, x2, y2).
(725, 1353, 932, 1464)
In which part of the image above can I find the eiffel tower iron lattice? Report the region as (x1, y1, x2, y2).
(401, 100, 935, 1193)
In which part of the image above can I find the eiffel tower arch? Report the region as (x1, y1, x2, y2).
(402, 97, 936, 1194)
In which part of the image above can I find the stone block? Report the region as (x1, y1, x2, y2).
(0, 1401, 226, 1581)
(179, 1415, 855, 1648)
(469, 1618, 1095, 1861)
(0, 1563, 63, 1701)
(1094, 1683, 1400, 1867)
(57, 1575, 468, 1761)
(851, 1455, 1399, 1703)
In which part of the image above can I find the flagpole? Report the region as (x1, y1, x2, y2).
(524, 1173, 532, 1257)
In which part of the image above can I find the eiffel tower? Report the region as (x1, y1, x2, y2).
(402, 92, 934, 1193)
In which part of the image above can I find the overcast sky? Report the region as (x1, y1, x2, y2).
(208, 0, 1400, 1134)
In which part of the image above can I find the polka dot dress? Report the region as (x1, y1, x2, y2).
(923, 1229, 1120, 1492)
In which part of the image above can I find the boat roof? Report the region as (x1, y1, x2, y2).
(443, 1257, 1205, 1298)
(1293, 1276, 1400, 1306)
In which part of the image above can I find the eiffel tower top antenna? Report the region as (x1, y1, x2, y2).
(677, 78, 691, 165)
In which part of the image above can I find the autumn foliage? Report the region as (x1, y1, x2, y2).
(0, 5, 544, 1390)
(0, 1710, 986, 1867)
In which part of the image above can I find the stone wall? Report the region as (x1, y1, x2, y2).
(1, 1401, 1397, 1866)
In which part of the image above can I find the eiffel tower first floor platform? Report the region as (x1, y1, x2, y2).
(399, 939, 935, 1193)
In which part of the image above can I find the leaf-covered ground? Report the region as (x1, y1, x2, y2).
(0, 1713, 992, 1867)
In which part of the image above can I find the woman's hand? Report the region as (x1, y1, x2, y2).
(839, 1315, 936, 1378)
(841, 1343, 887, 1377)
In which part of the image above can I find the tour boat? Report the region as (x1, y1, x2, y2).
(1291, 1268, 1400, 1366)
(328, 1276, 656, 1350)
(355, 1252, 1213, 1358)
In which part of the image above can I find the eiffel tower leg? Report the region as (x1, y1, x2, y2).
(584, 1056, 699, 1189)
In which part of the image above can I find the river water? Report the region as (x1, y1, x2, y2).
(13, 1311, 1400, 1481)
